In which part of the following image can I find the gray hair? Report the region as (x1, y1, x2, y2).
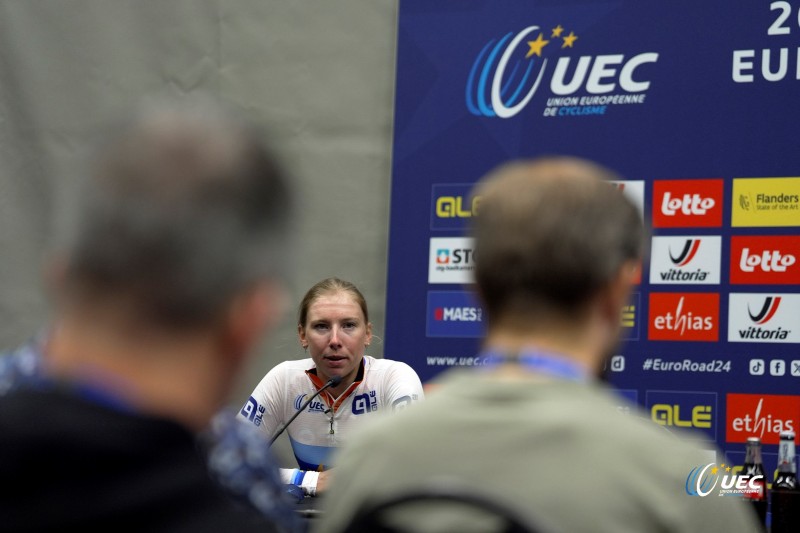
(471, 157, 644, 324)
(61, 96, 292, 328)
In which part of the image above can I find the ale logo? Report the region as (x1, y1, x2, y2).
(431, 184, 481, 230)
(649, 236, 721, 285)
(466, 25, 658, 118)
(652, 179, 723, 228)
(730, 236, 800, 284)
(685, 463, 764, 497)
(728, 293, 799, 344)
(648, 293, 719, 341)
(726, 394, 800, 444)
(646, 390, 716, 441)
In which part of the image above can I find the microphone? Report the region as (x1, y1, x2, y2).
(269, 375, 343, 446)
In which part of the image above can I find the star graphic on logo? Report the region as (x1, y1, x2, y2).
(726, 466, 732, 472)
(562, 31, 579, 48)
(711, 466, 719, 475)
(551, 25, 564, 38)
(525, 33, 549, 58)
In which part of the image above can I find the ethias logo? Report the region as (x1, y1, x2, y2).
(466, 24, 658, 118)
(727, 394, 800, 445)
(648, 293, 719, 342)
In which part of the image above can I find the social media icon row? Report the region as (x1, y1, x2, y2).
(748, 358, 800, 376)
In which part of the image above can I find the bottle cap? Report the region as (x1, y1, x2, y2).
(747, 436, 761, 444)
(780, 430, 796, 439)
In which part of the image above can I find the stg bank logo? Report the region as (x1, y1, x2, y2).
(648, 293, 719, 342)
(730, 236, 800, 285)
(466, 24, 658, 118)
(649, 236, 721, 285)
(652, 179, 723, 228)
(728, 293, 799, 343)
(429, 237, 476, 284)
(726, 394, 800, 445)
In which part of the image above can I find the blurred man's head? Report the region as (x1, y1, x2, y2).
(59, 96, 291, 332)
(46, 97, 292, 426)
(471, 157, 643, 363)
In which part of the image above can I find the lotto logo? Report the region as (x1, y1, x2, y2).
(730, 236, 800, 284)
(653, 179, 723, 228)
(648, 293, 719, 342)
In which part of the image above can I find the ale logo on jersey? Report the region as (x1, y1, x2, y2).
(429, 237, 476, 284)
(728, 293, 800, 343)
(647, 390, 716, 441)
(466, 24, 658, 118)
(426, 291, 486, 338)
(649, 236, 721, 285)
(431, 184, 480, 230)
(652, 179, 723, 228)
(730, 236, 800, 284)
(726, 394, 800, 445)
(648, 293, 719, 341)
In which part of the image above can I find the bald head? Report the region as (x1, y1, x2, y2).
(472, 157, 643, 327)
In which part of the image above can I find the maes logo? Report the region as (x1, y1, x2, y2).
(730, 236, 800, 284)
(648, 293, 719, 342)
(426, 291, 486, 338)
(728, 293, 799, 344)
(726, 394, 800, 445)
(652, 179, 723, 228)
(649, 236, 721, 285)
(466, 24, 658, 118)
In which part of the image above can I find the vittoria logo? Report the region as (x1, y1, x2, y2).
(726, 394, 800, 445)
(749, 296, 782, 325)
(648, 293, 719, 341)
(649, 236, 721, 285)
(728, 293, 800, 343)
(730, 236, 800, 284)
(670, 239, 700, 266)
(652, 179, 723, 228)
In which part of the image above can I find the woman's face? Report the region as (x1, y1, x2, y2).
(299, 291, 372, 385)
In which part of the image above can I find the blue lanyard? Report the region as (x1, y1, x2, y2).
(482, 348, 590, 383)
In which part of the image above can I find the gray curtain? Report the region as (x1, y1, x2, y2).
(0, 0, 398, 465)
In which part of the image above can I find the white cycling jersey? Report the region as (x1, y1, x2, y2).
(239, 356, 424, 472)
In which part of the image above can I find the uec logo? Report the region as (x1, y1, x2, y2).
(466, 25, 658, 118)
(685, 463, 764, 497)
